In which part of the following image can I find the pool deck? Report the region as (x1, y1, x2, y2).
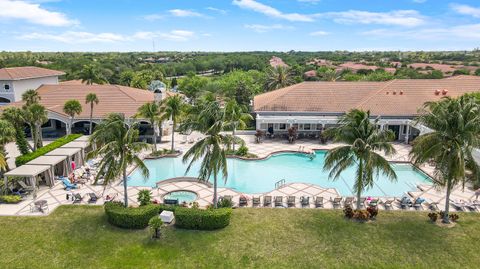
(1, 133, 478, 216)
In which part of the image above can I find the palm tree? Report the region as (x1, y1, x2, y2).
(63, 100, 83, 135)
(1, 107, 31, 154)
(225, 99, 252, 151)
(160, 95, 184, 152)
(182, 101, 231, 208)
(0, 119, 16, 173)
(410, 95, 480, 223)
(22, 89, 40, 106)
(79, 64, 107, 85)
(88, 113, 150, 207)
(23, 104, 48, 150)
(85, 93, 99, 135)
(265, 66, 294, 91)
(323, 109, 397, 209)
(136, 102, 162, 152)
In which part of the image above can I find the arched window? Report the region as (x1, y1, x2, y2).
(0, 97, 11, 103)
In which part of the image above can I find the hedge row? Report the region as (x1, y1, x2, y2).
(175, 207, 232, 230)
(15, 134, 83, 166)
(104, 202, 176, 229)
(104, 202, 232, 230)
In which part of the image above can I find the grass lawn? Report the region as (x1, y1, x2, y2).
(1, 206, 479, 268)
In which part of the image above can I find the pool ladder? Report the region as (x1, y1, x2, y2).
(275, 179, 286, 189)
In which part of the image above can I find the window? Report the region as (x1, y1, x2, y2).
(316, 124, 323, 130)
(279, 123, 286, 130)
(260, 123, 267, 130)
(4, 84, 10, 91)
(304, 124, 311, 130)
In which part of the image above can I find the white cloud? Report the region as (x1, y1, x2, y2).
(206, 7, 227, 14)
(143, 14, 164, 21)
(17, 31, 128, 43)
(0, 0, 77, 26)
(244, 24, 293, 33)
(133, 30, 196, 42)
(451, 3, 480, 18)
(160, 30, 195, 41)
(232, 0, 314, 22)
(17, 29, 200, 44)
(169, 9, 205, 18)
(317, 10, 425, 27)
(309, 30, 329, 36)
(361, 24, 480, 40)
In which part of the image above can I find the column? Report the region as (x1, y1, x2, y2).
(405, 124, 410, 144)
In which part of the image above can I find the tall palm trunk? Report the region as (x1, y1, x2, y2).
(29, 124, 37, 151)
(443, 179, 452, 223)
(123, 166, 128, 207)
(232, 126, 236, 152)
(171, 120, 175, 152)
(68, 117, 74, 135)
(152, 122, 157, 152)
(213, 173, 218, 208)
(35, 123, 43, 149)
(89, 103, 94, 135)
(356, 159, 363, 209)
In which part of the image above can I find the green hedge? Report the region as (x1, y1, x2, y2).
(15, 134, 82, 166)
(104, 202, 232, 230)
(0, 195, 22, 204)
(104, 202, 176, 229)
(175, 207, 232, 230)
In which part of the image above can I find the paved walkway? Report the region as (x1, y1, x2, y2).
(1, 132, 478, 216)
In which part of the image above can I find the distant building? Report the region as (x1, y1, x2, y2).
(269, 56, 288, 68)
(0, 66, 65, 105)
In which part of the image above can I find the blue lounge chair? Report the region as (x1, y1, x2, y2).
(62, 178, 77, 191)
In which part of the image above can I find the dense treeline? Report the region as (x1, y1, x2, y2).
(2, 50, 480, 108)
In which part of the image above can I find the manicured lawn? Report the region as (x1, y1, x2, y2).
(0, 206, 479, 268)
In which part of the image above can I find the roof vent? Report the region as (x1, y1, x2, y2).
(435, 89, 441, 95)
(392, 90, 397, 95)
(386, 91, 389, 95)
(400, 90, 404, 95)
(442, 89, 448, 95)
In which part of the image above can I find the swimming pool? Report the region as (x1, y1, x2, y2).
(128, 151, 432, 197)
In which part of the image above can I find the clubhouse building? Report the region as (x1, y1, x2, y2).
(1, 67, 176, 140)
(253, 76, 480, 144)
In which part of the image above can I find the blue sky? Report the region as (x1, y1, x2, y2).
(1, 0, 480, 51)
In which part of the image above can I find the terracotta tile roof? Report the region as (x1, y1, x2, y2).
(4, 84, 154, 119)
(0, 66, 65, 80)
(338, 62, 379, 71)
(254, 77, 480, 117)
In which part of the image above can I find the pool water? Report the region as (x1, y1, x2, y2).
(163, 191, 198, 203)
(128, 151, 432, 197)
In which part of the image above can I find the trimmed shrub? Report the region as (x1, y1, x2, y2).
(149, 216, 163, 239)
(0, 195, 22, 204)
(175, 207, 232, 230)
(15, 134, 82, 166)
(428, 212, 438, 222)
(137, 190, 152, 206)
(104, 202, 176, 229)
